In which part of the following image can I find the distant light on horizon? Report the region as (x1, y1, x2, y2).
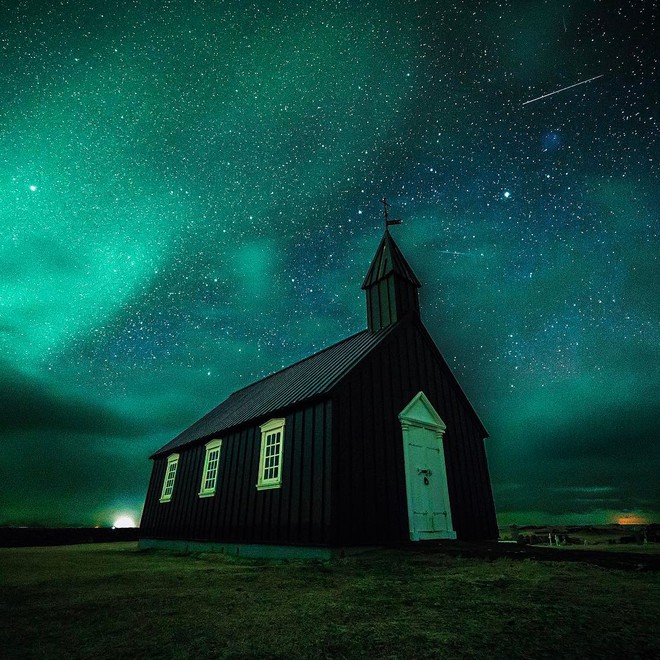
(615, 513, 647, 526)
(112, 515, 137, 529)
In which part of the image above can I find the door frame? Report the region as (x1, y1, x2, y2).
(399, 391, 456, 541)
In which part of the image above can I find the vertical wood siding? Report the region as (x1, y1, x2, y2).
(366, 274, 420, 332)
(332, 316, 498, 544)
(140, 401, 332, 545)
(141, 316, 497, 547)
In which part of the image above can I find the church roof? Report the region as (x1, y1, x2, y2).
(151, 323, 398, 458)
(361, 229, 421, 289)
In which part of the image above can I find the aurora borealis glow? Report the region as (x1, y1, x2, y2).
(1, 1, 657, 527)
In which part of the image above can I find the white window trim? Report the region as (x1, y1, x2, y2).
(159, 453, 180, 503)
(256, 418, 285, 490)
(199, 439, 222, 498)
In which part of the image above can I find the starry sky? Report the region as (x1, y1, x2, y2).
(1, 0, 657, 528)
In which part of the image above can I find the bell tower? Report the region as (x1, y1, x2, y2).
(362, 218, 421, 332)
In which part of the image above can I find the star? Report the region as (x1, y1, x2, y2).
(0, 0, 655, 529)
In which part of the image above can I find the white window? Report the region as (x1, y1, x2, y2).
(257, 418, 285, 490)
(199, 439, 222, 497)
(159, 453, 179, 502)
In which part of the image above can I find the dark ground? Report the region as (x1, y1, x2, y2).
(1, 541, 658, 659)
(0, 526, 140, 547)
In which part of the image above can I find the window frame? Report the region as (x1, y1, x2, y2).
(198, 439, 222, 498)
(256, 418, 285, 490)
(159, 453, 180, 503)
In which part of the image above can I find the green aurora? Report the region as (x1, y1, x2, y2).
(1, 1, 657, 526)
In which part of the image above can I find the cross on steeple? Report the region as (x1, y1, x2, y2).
(381, 197, 402, 229)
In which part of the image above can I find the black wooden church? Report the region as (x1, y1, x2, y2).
(140, 216, 498, 555)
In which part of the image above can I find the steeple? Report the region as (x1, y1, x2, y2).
(362, 227, 421, 332)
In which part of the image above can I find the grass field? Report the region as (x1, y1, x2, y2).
(1, 543, 658, 659)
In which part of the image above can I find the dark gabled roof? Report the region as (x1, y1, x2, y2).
(362, 230, 421, 289)
(152, 323, 398, 458)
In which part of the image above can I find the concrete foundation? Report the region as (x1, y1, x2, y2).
(138, 538, 377, 559)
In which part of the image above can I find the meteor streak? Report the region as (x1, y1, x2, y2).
(522, 74, 604, 106)
(438, 250, 472, 256)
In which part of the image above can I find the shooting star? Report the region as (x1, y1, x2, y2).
(438, 250, 472, 257)
(522, 74, 604, 106)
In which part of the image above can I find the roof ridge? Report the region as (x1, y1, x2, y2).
(228, 327, 369, 396)
(150, 323, 400, 458)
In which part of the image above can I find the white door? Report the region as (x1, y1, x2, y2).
(400, 392, 456, 541)
(407, 427, 452, 537)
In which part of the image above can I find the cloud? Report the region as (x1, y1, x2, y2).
(0, 362, 145, 437)
(0, 426, 151, 526)
(0, 363, 157, 525)
(489, 384, 660, 516)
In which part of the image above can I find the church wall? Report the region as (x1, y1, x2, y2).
(140, 400, 332, 546)
(410, 322, 498, 541)
(331, 316, 498, 544)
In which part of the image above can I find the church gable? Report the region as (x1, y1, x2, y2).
(413, 321, 488, 437)
(399, 391, 446, 430)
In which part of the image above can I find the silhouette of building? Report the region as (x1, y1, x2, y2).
(140, 225, 497, 555)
